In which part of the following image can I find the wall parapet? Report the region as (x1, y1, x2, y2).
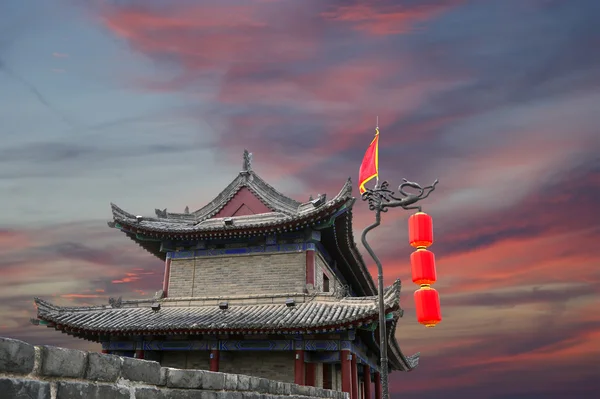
(0, 337, 348, 399)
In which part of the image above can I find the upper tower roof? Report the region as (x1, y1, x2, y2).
(109, 150, 352, 235)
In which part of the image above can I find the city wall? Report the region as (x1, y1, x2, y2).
(0, 337, 348, 399)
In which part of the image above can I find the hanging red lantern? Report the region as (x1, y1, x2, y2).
(414, 286, 442, 327)
(410, 249, 437, 286)
(408, 212, 433, 248)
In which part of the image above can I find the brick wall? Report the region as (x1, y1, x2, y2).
(315, 252, 341, 294)
(169, 252, 306, 297)
(220, 351, 295, 384)
(161, 351, 210, 370)
(0, 337, 348, 399)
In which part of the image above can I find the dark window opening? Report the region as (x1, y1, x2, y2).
(323, 274, 330, 292)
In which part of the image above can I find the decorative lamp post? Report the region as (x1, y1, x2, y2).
(361, 178, 440, 399)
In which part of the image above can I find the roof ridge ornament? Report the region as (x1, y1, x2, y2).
(242, 149, 253, 172)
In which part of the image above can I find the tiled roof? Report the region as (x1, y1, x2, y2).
(35, 281, 400, 334)
(109, 178, 352, 234)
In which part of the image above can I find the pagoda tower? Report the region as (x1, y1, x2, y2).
(33, 150, 419, 398)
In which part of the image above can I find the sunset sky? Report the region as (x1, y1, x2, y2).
(1, 0, 599, 397)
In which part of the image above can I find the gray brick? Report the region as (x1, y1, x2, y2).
(0, 337, 36, 375)
(56, 381, 129, 399)
(39, 345, 87, 378)
(291, 383, 312, 396)
(134, 387, 167, 399)
(202, 371, 225, 390)
(85, 352, 122, 382)
(217, 392, 243, 399)
(159, 367, 168, 386)
(0, 377, 51, 399)
(236, 374, 251, 391)
(252, 377, 270, 394)
(167, 389, 207, 399)
(122, 357, 162, 385)
(224, 373, 238, 390)
(167, 368, 203, 389)
(241, 393, 261, 399)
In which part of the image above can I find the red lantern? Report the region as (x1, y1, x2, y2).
(408, 212, 433, 248)
(414, 286, 442, 327)
(411, 249, 437, 286)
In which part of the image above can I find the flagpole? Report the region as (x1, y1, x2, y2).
(375, 117, 380, 188)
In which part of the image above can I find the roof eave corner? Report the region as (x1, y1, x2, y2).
(332, 177, 354, 203)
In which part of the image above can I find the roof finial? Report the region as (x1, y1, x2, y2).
(242, 149, 253, 171)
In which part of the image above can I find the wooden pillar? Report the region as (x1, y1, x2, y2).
(364, 366, 372, 399)
(374, 372, 382, 399)
(351, 354, 358, 399)
(306, 363, 317, 387)
(162, 257, 172, 297)
(341, 350, 352, 396)
(306, 250, 315, 286)
(295, 350, 305, 385)
(135, 350, 144, 359)
(210, 349, 219, 372)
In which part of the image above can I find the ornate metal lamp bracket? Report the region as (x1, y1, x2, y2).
(361, 178, 439, 213)
(359, 177, 438, 399)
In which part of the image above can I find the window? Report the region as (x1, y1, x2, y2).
(323, 274, 330, 292)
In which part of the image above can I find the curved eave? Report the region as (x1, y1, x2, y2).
(110, 176, 353, 227)
(388, 312, 420, 372)
(111, 193, 352, 237)
(33, 283, 401, 342)
(322, 206, 377, 297)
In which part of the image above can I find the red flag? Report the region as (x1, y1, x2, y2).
(358, 128, 379, 194)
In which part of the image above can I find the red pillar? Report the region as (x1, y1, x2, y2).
(374, 372, 382, 399)
(162, 257, 172, 297)
(135, 350, 144, 359)
(364, 365, 372, 399)
(351, 354, 358, 399)
(306, 250, 315, 286)
(341, 350, 352, 396)
(306, 363, 317, 387)
(210, 350, 219, 372)
(295, 350, 305, 385)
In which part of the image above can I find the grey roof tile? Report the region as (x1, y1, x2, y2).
(35, 281, 400, 334)
(109, 176, 353, 234)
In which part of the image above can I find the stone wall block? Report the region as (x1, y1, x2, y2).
(236, 374, 251, 391)
(0, 337, 36, 375)
(167, 368, 204, 389)
(38, 346, 87, 378)
(217, 391, 243, 399)
(159, 367, 168, 386)
(134, 387, 167, 399)
(0, 377, 51, 399)
(165, 388, 204, 399)
(224, 373, 239, 390)
(85, 352, 122, 382)
(56, 381, 130, 399)
(202, 371, 226, 390)
(121, 357, 162, 385)
(240, 392, 262, 399)
(291, 383, 312, 396)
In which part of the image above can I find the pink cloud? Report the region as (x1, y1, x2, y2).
(321, 1, 463, 36)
